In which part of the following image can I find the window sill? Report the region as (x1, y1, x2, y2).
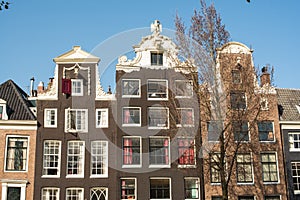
(122, 124, 141, 127)
(4, 170, 27, 173)
(147, 98, 168, 101)
(44, 126, 57, 128)
(122, 165, 142, 168)
(122, 95, 141, 98)
(289, 149, 300, 152)
(263, 181, 280, 185)
(178, 164, 196, 168)
(236, 182, 254, 185)
(42, 175, 60, 178)
(149, 165, 170, 168)
(148, 127, 169, 130)
(90, 175, 108, 178)
(66, 175, 84, 178)
(175, 96, 193, 98)
(96, 126, 109, 128)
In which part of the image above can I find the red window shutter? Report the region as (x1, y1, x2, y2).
(62, 78, 71, 94)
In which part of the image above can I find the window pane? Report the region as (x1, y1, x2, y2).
(208, 121, 223, 142)
(261, 153, 278, 182)
(176, 108, 194, 127)
(292, 162, 300, 192)
(96, 109, 108, 128)
(121, 179, 136, 199)
(258, 121, 274, 141)
(67, 141, 85, 176)
(230, 91, 246, 110)
(175, 80, 193, 97)
(122, 80, 140, 96)
(150, 179, 170, 199)
(178, 139, 195, 165)
(42, 188, 59, 200)
(6, 137, 28, 171)
(151, 53, 163, 66)
(149, 138, 169, 165)
(184, 178, 199, 199)
(66, 188, 83, 200)
(148, 80, 167, 99)
(236, 154, 253, 183)
(43, 140, 61, 176)
(66, 109, 87, 132)
(90, 187, 107, 200)
(123, 108, 141, 126)
(7, 187, 21, 200)
(233, 121, 249, 142)
(148, 107, 168, 128)
(123, 137, 141, 165)
(91, 141, 108, 176)
(232, 70, 241, 84)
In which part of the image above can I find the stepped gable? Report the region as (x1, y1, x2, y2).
(0, 79, 36, 120)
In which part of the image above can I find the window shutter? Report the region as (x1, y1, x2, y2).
(62, 79, 71, 94)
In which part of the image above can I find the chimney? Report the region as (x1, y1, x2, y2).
(260, 66, 271, 86)
(107, 85, 112, 94)
(37, 81, 44, 94)
(30, 77, 35, 97)
(47, 77, 54, 90)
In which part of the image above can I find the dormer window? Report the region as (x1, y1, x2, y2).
(151, 52, 163, 66)
(0, 98, 8, 120)
(71, 79, 83, 96)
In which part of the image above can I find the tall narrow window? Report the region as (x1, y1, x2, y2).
(258, 121, 274, 142)
(121, 178, 136, 200)
(230, 91, 246, 110)
(67, 141, 85, 177)
(264, 196, 281, 200)
(66, 188, 84, 200)
(5, 136, 29, 171)
(96, 108, 109, 128)
(150, 178, 170, 199)
(147, 80, 168, 100)
(122, 107, 141, 126)
(91, 141, 108, 177)
(289, 133, 300, 151)
(148, 107, 169, 129)
(184, 178, 200, 199)
(261, 153, 278, 183)
(65, 109, 88, 132)
(291, 162, 300, 194)
(175, 80, 193, 97)
(233, 121, 249, 142)
(122, 79, 140, 97)
(0, 105, 3, 120)
(178, 138, 195, 166)
(236, 153, 253, 183)
(44, 109, 57, 128)
(149, 137, 170, 167)
(123, 137, 141, 166)
(151, 52, 163, 66)
(71, 79, 83, 96)
(210, 153, 221, 183)
(42, 188, 60, 200)
(207, 121, 223, 142)
(232, 70, 241, 84)
(90, 187, 108, 200)
(43, 140, 61, 177)
(176, 108, 194, 127)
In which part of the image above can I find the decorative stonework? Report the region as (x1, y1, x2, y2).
(218, 42, 253, 54)
(37, 65, 58, 100)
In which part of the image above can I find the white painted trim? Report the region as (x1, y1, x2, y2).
(1, 182, 27, 200)
(147, 79, 168, 101)
(95, 108, 109, 128)
(122, 107, 141, 127)
(90, 140, 108, 178)
(42, 140, 61, 178)
(121, 79, 141, 98)
(120, 178, 137, 200)
(281, 123, 300, 129)
(44, 108, 57, 128)
(122, 136, 142, 168)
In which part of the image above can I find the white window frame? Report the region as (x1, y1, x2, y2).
(122, 79, 141, 98)
(0, 98, 8, 120)
(122, 136, 142, 168)
(291, 161, 300, 194)
(90, 187, 108, 200)
(44, 108, 57, 128)
(149, 136, 170, 168)
(1, 181, 27, 200)
(42, 140, 61, 178)
(176, 108, 194, 127)
(90, 140, 108, 178)
(148, 107, 169, 129)
(177, 138, 196, 168)
(258, 121, 275, 142)
(121, 178, 137, 200)
(289, 133, 300, 152)
(261, 152, 280, 184)
(41, 187, 60, 200)
(96, 108, 109, 128)
(71, 79, 83, 96)
(264, 195, 281, 200)
(184, 177, 200, 200)
(65, 109, 88, 133)
(147, 79, 168, 100)
(4, 135, 29, 172)
(66, 141, 85, 178)
(236, 153, 254, 184)
(150, 52, 163, 66)
(122, 107, 141, 127)
(66, 188, 84, 200)
(175, 80, 193, 98)
(149, 177, 171, 200)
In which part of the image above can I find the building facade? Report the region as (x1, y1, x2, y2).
(0, 80, 37, 200)
(277, 88, 300, 200)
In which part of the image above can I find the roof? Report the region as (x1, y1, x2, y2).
(53, 46, 100, 63)
(276, 88, 300, 121)
(0, 79, 36, 120)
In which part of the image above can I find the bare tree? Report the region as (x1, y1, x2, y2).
(0, 1, 10, 11)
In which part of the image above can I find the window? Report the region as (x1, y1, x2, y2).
(184, 178, 200, 199)
(149, 137, 170, 167)
(238, 197, 254, 200)
(5, 136, 29, 171)
(96, 108, 109, 128)
(44, 109, 57, 128)
(151, 52, 163, 66)
(1, 182, 27, 200)
(264, 196, 280, 200)
(175, 80, 193, 97)
(0, 99, 8, 120)
(65, 109, 88, 132)
(62, 78, 71, 95)
(233, 121, 249, 142)
(71, 79, 83, 96)
(291, 162, 300, 194)
(176, 108, 194, 127)
(43, 140, 61, 177)
(121, 178, 136, 200)
(207, 121, 223, 142)
(148, 107, 169, 129)
(236, 153, 253, 183)
(232, 70, 241, 84)
(230, 91, 246, 110)
(0, 105, 3, 120)
(258, 121, 274, 142)
(122, 79, 140, 97)
(289, 133, 300, 151)
(210, 153, 221, 183)
(123, 137, 141, 167)
(66, 188, 84, 200)
(150, 178, 170, 199)
(260, 97, 269, 110)
(90, 187, 108, 200)
(91, 141, 108, 177)
(211, 197, 222, 200)
(178, 138, 195, 166)
(261, 153, 278, 183)
(122, 107, 141, 127)
(42, 188, 60, 200)
(67, 141, 85, 177)
(147, 80, 168, 100)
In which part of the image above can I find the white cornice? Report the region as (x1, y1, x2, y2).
(0, 120, 37, 130)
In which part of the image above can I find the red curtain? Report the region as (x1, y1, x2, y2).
(164, 139, 169, 164)
(123, 110, 130, 124)
(123, 139, 133, 164)
(62, 78, 71, 94)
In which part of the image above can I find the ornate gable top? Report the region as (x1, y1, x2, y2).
(54, 46, 100, 63)
(217, 42, 253, 54)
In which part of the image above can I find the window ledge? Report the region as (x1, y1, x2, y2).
(178, 165, 196, 168)
(122, 165, 142, 168)
(41, 175, 60, 178)
(122, 124, 141, 127)
(149, 165, 170, 168)
(66, 175, 84, 178)
(263, 181, 280, 185)
(90, 175, 108, 178)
